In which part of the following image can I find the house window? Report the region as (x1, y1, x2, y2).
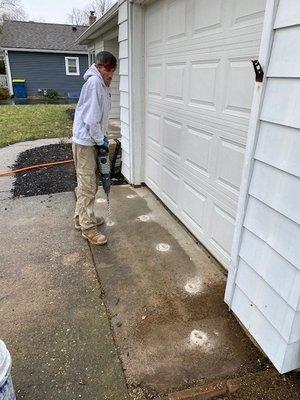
(65, 57, 80, 76)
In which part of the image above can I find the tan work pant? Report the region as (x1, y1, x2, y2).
(72, 143, 100, 231)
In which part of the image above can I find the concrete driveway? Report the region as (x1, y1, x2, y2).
(90, 186, 271, 398)
(0, 192, 129, 399)
(0, 138, 299, 399)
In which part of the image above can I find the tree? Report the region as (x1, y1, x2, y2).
(89, 0, 115, 17)
(0, 0, 27, 24)
(67, 0, 116, 25)
(67, 7, 89, 26)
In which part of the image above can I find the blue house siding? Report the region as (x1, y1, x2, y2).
(8, 51, 88, 96)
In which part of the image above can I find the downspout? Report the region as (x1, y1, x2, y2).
(3, 50, 13, 96)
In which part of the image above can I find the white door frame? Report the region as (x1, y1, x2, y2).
(128, 0, 146, 185)
(224, 0, 280, 306)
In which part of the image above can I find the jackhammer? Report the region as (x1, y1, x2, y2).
(97, 144, 112, 223)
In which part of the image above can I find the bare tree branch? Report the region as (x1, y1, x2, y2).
(0, 0, 27, 24)
(88, 0, 114, 17)
(67, 7, 89, 26)
(66, 0, 116, 25)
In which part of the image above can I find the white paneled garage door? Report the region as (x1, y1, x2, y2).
(144, 0, 266, 268)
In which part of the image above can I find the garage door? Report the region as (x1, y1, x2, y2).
(144, 0, 266, 268)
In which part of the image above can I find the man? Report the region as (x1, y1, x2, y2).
(72, 51, 117, 245)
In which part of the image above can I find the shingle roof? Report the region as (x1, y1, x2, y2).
(0, 20, 88, 52)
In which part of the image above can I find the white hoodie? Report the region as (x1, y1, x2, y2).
(72, 64, 111, 146)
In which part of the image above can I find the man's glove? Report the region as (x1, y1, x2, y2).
(102, 135, 109, 153)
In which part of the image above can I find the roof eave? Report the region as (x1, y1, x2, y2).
(1, 47, 88, 54)
(76, 2, 118, 45)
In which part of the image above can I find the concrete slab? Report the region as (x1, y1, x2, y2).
(0, 192, 129, 399)
(92, 186, 269, 398)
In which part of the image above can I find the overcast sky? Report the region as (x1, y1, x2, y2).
(22, 0, 96, 24)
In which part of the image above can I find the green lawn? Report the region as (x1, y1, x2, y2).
(0, 104, 75, 147)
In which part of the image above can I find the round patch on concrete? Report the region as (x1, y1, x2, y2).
(126, 194, 137, 199)
(156, 243, 170, 252)
(96, 198, 106, 204)
(137, 215, 150, 222)
(188, 330, 213, 352)
(189, 330, 208, 346)
(184, 276, 203, 294)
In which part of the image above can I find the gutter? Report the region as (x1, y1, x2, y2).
(76, 2, 118, 45)
(1, 47, 88, 55)
(129, 0, 156, 5)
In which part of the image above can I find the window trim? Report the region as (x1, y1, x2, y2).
(65, 56, 80, 76)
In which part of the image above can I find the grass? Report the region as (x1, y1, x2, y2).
(0, 104, 76, 148)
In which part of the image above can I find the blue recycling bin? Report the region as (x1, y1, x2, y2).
(12, 79, 27, 98)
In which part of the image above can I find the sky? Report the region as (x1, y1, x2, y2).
(22, 0, 96, 24)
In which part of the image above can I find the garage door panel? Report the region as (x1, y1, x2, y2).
(146, 112, 161, 145)
(182, 181, 207, 234)
(165, 62, 185, 103)
(145, 0, 265, 268)
(193, 0, 223, 36)
(189, 60, 219, 111)
(223, 57, 256, 118)
(146, 1, 164, 46)
(166, 0, 187, 42)
(214, 138, 245, 195)
(145, 154, 160, 190)
(148, 64, 163, 97)
(209, 203, 236, 261)
(231, 0, 266, 28)
(162, 118, 182, 159)
(161, 166, 180, 209)
(184, 126, 212, 176)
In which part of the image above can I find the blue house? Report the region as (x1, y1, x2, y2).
(0, 20, 89, 98)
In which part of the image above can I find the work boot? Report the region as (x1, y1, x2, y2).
(75, 216, 105, 231)
(82, 228, 107, 245)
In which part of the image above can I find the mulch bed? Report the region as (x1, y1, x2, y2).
(12, 143, 76, 197)
(12, 143, 126, 198)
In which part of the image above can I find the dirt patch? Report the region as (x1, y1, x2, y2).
(220, 369, 300, 400)
(11, 143, 126, 198)
(12, 143, 76, 197)
(169, 369, 300, 400)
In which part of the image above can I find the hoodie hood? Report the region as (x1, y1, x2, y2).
(83, 64, 105, 86)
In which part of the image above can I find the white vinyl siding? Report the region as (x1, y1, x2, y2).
(65, 57, 80, 76)
(103, 39, 120, 119)
(227, 0, 300, 373)
(118, 0, 130, 181)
